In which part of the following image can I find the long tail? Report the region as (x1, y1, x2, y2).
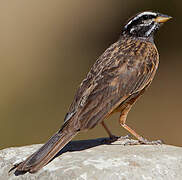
(11, 130, 77, 173)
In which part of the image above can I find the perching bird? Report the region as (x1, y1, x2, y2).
(10, 11, 172, 174)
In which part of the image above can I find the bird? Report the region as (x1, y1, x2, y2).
(10, 11, 172, 174)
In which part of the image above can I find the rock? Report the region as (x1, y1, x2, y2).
(1, 137, 182, 180)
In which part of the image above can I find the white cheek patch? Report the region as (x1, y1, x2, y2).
(129, 20, 153, 34)
(128, 18, 157, 37)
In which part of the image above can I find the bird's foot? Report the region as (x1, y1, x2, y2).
(103, 135, 132, 144)
(124, 137, 163, 146)
(139, 138, 163, 145)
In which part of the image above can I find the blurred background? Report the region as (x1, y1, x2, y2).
(0, 0, 181, 149)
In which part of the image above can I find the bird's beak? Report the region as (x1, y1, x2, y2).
(154, 15, 172, 23)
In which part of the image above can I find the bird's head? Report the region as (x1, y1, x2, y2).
(122, 11, 172, 40)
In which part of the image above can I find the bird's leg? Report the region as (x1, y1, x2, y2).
(101, 121, 119, 142)
(119, 105, 162, 145)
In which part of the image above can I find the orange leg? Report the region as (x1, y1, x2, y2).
(119, 104, 162, 145)
(119, 105, 144, 141)
(101, 121, 115, 139)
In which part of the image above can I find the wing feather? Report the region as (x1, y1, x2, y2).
(64, 37, 159, 129)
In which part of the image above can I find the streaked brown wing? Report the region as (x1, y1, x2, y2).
(64, 37, 159, 129)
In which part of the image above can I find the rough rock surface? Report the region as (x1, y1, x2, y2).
(1, 137, 182, 180)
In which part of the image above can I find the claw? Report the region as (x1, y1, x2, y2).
(122, 136, 163, 146)
(139, 139, 163, 145)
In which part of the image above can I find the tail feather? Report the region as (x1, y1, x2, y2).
(13, 130, 77, 173)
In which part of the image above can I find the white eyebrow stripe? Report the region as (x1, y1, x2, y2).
(136, 11, 156, 18)
(125, 11, 157, 28)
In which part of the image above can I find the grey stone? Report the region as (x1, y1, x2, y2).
(1, 137, 182, 180)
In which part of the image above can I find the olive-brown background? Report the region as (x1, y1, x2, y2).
(0, 0, 181, 149)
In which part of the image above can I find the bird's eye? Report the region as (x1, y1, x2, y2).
(142, 15, 148, 20)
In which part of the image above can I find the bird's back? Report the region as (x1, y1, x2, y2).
(63, 36, 159, 130)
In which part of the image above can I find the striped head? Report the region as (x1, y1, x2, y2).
(122, 11, 172, 39)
